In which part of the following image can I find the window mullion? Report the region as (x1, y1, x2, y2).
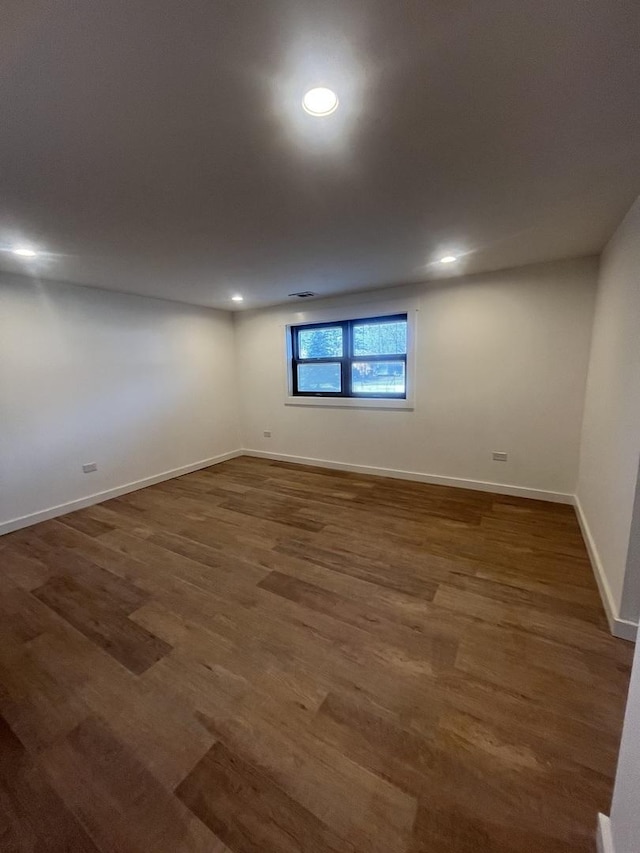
(345, 320, 353, 397)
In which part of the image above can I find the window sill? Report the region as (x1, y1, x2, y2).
(285, 396, 414, 410)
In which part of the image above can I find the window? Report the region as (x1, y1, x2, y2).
(290, 314, 408, 398)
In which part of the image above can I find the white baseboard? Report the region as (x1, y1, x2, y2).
(573, 496, 638, 642)
(242, 449, 574, 504)
(597, 814, 615, 853)
(0, 450, 243, 537)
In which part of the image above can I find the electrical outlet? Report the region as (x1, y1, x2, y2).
(492, 452, 508, 462)
(263, 431, 272, 438)
(82, 462, 98, 473)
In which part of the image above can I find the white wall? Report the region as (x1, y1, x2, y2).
(0, 275, 240, 532)
(599, 628, 640, 853)
(236, 257, 597, 499)
(577, 197, 640, 629)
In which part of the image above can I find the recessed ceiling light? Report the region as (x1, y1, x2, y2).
(302, 87, 339, 117)
(231, 295, 244, 302)
(440, 255, 458, 264)
(12, 246, 38, 257)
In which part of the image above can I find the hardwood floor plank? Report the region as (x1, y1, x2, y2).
(313, 687, 608, 850)
(218, 495, 327, 534)
(259, 569, 409, 628)
(256, 569, 459, 675)
(194, 706, 417, 853)
(442, 569, 605, 623)
(435, 670, 622, 777)
(434, 582, 626, 659)
(177, 742, 353, 853)
(0, 715, 100, 852)
(454, 627, 627, 732)
(409, 800, 593, 853)
(0, 588, 91, 753)
(0, 546, 53, 592)
(220, 542, 443, 633)
(274, 538, 441, 599)
(58, 512, 117, 539)
(33, 574, 171, 675)
(41, 716, 229, 853)
(101, 528, 269, 588)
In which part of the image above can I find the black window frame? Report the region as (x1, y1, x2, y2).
(290, 313, 408, 399)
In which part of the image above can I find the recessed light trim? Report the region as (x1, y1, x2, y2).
(12, 246, 38, 257)
(440, 255, 458, 264)
(231, 295, 244, 302)
(302, 87, 339, 117)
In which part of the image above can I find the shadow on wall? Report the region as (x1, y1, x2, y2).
(622, 457, 640, 625)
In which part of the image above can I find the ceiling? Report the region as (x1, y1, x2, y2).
(1, 0, 639, 310)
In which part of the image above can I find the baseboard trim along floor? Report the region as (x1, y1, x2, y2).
(242, 448, 574, 504)
(573, 497, 638, 642)
(0, 449, 243, 536)
(597, 813, 615, 853)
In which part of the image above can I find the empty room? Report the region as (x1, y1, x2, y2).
(2, 2, 640, 852)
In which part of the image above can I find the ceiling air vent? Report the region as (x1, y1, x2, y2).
(288, 291, 316, 298)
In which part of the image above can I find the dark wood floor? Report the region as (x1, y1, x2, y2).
(0, 456, 633, 853)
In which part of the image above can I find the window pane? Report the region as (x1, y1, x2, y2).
(351, 361, 405, 395)
(297, 326, 343, 359)
(297, 362, 341, 393)
(353, 319, 407, 356)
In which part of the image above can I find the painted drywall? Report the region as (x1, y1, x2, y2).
(625, 463, 640, 623)
(601, 626, 640, 853)
(0, 275, 240, 531)
(235, 257, 598, 498)
(577, 197, 640, 625)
